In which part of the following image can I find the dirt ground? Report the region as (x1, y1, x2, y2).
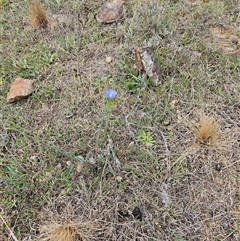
(0, 0, 239, 240)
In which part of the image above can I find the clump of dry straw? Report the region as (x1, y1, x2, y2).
(194, 115, 220, 145)
(29, 1, 48, 28)
(39, 221, 98, 241)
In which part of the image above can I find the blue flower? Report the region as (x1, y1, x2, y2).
(105, 89, 117, 99)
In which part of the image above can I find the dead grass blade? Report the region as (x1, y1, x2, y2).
(0, 215, 19, 241)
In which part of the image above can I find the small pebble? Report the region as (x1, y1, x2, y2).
(105, 56, 113, 63)
(163, 118, 171, 126)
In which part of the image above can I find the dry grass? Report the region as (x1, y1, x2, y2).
(29, 1, 48, 29)
(211, 26, 240, 54)
(194, 115, 220, 145)
(39, 221, 98, 241)
(1, 0, 240, 240)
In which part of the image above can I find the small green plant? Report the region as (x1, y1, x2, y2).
(172, 233, 187, 241)
(59, 35, 75, 53)
(137, 130, 155, 147)
(119, 67, 153, 93)
(0, 0, 7, 10)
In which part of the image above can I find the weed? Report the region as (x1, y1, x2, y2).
(172, 233, 187, 241)
(0, 0, 6, 9)
(137, 130, 155, 147)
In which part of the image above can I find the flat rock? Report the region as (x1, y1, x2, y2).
(7, 78, 36, 103)
(96, 0, 125, 23)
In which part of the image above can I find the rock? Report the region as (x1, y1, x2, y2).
(105, 56, 113, 63)
(7, 78, 36, 103)
(163, 118, 171, 126)
(66, 161, 72, 166)
(135, 47, 163, 86)
(96, 0, 125, 23)
(115, 175, 123, 182)
(170, 99, 178, 108)
(76, 162, 84, 173)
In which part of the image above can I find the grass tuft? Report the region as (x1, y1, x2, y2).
(40, 221, 98, 241)
(194, 115, 220, 145)
(29, 1, 48, 29)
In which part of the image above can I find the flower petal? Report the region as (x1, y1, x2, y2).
(105, 89, 117, 99)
